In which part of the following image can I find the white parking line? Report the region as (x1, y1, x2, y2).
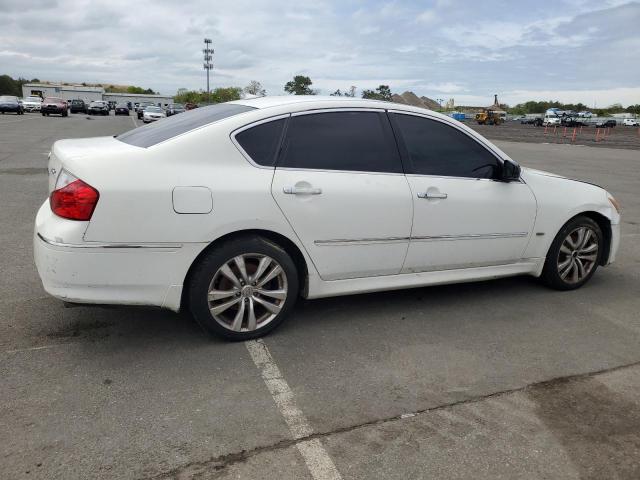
(1, 342, 77, 355)
(245, 339, 342, 480)
(130, 115, 138, 128)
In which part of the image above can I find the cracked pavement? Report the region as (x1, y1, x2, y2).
(1, 114, 639, 479)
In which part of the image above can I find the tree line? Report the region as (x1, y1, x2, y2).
(2, 73, 637, 114)
(172, 76, 394, 104)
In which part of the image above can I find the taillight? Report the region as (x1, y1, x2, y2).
(49, 170, 99, 221)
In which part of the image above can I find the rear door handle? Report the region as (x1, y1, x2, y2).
(283, 186, 322, 195)
(417, 192, 448, 199)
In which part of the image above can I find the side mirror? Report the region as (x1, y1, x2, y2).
(501, 159, 521, 182)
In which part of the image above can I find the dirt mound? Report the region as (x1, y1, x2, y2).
(420, 96, 441, 110)
(391, 91, 440, 110)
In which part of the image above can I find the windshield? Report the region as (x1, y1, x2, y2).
(117, 103, 256, 148)
(25, 96, 41, 102)
(146, 106, 162, 113)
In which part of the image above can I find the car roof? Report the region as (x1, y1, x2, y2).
(228, 95, 461, 124)
(230, 95, 394, 110)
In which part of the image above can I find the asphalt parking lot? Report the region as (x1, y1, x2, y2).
(1, 112, 640, 480)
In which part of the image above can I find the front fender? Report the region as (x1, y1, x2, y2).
(521, 171, 617, 262)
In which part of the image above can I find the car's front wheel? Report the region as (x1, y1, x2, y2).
(188, 236, 299, 340)
(542, 215, 603, 290)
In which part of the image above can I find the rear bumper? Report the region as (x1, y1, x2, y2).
(33, 203, 205, 311)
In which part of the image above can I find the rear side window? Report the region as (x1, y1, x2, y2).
(235, 118, 286, 167)
(117, 103, 256, 148)
(279, 111, 402, 173)
(391, 113, 500, 179)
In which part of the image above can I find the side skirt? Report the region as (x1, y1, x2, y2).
(305, 260, 543, 299)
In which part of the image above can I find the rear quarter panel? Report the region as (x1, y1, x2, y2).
(78, 120, 302, 248)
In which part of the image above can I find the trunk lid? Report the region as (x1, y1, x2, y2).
(48, 136, 140, 192)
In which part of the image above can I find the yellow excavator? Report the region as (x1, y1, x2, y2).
(475, 109, 503, 125)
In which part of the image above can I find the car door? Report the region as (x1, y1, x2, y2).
(389, 112, 537, 273)
(271, 110, 413, 281)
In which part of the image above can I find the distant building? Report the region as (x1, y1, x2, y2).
(103, 92, 174, 107)
(21, 83, 173, 106)
(22, 83, 104, 102)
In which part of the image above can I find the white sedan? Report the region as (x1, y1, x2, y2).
(142, 106, 166, 123)
(22, 96, 42, 112)
(34, 96, 621, 339)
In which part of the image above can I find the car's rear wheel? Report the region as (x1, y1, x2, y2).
(188, 236, 299, 340)
(542, 216, 603, 290)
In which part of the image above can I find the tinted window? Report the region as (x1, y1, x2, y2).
(117, 103, 256, 148)
(280, 111, 401, 173)
(235, 118, 285, 167)
(392, 113, 500, 179)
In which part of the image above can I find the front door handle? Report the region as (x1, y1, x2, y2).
(417, 192, 448, 199)
(283, 186, 322, 195)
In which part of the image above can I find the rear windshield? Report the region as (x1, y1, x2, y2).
(117, 103, 256, 148)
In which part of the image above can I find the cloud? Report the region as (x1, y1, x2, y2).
(0, 0, 638, 106)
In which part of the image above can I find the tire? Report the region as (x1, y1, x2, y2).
(541, 215, 603, 290)
(188, 236, 299, 340)
(62, 110, 68, 117)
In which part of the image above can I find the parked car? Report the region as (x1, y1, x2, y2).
(166, 103, 186, 116)
(88, 101, 109, 115)
(114, 103, 130, 115)
(185, 102, 198, 110)
(543, 115, 561, 126)
(34, 97, 622, 340)
(560, 117, 587, 127)
(70, 99, 88, 114)
(521, 117, 543, 126)
(0, 95, 25, 114)
(22, 95, 42, 112)
(136, 101, 156, 119)
(41, 97, 68, 116)
(622, 118, 639, 126)
(596, 119, 617, 128)
(142, 105, 166, 123)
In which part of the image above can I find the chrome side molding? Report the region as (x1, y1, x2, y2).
(37, 233, 183, 250)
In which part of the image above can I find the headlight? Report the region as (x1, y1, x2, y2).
(608, 195, 621, 213)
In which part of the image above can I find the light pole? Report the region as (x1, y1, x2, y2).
(203, 38, 214, 101)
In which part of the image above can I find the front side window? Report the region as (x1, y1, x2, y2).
(279, 111, 402, 173)
(235, 118, 286, 167)
(391, 113, 500, 179)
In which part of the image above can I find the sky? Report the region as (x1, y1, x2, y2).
(1, 0, 639, 107)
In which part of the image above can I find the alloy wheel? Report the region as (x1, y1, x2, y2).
(207, 254, 288, 332)
(557, 226, 599, 284)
